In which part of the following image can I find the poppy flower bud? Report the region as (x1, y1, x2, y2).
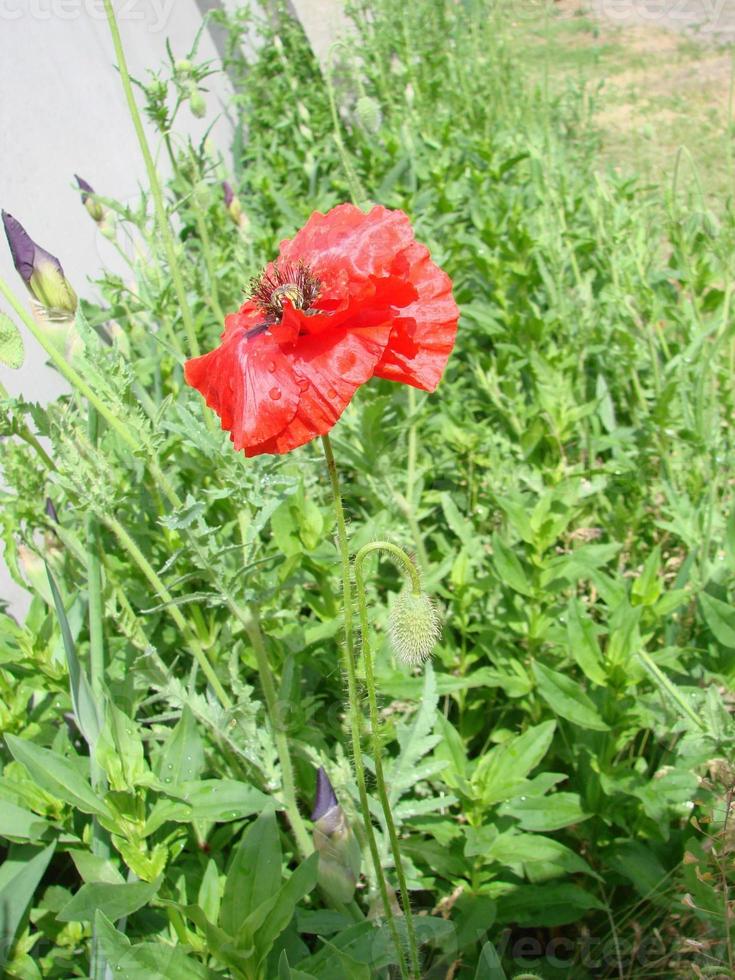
(355, 96, 382, 134)
(311, 767, 361, 904)
(174, 58, 193, 77)
(188, 82, 206, 118)
(2, 212, 78, 316)
(222, 181, 247, 231)
(75, 175, 104, 224)
(389, 590, 441, 668)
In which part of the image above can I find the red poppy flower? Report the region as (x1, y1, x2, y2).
(184, 203, 458, 457)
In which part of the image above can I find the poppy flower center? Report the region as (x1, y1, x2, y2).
(249, 260, 321, 322)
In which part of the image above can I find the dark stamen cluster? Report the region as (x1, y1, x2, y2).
(249, 260, 321, 321)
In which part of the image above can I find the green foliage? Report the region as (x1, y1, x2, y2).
(2, 0, 735, 977)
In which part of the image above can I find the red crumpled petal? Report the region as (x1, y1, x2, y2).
(185, 307, 394, 457)
(279, 203, 416, 284)
(373, 242, 459, 391)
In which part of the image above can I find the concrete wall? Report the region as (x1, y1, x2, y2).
(0, 0, 348, 615)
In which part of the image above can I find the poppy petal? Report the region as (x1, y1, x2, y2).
(279, 204, 415, 285)
(184, 329, 300, 451)
(373, 243, 459, 391)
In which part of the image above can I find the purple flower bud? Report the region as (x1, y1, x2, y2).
(2, 212, 77, 315)
(312, 766, 339, 822)
(311, 766, 361, 904)
(45, 498, 59, 524)
(222, 181, 245, 228)
(75, 175, 104, 223)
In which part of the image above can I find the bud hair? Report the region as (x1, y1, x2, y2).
(389, 590, 440, 667)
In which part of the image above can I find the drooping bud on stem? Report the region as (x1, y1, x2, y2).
(2, 212, 78, 316)
(389, 589, 440, 667)
(75, 175, 105, 224)
(311, 767, 361, 904)
(354, 540, 441, 669)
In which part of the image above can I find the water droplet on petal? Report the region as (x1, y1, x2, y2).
(267, 360, 276, 372)
(327, 387, 337, 399)
(297, 377, 309, 392)
(269, 387, 282, 400)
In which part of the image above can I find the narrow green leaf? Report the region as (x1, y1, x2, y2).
(532, 661, 609, 731)
(46, 564, 102, 750)
(246, 853, 319, 968)
(58, 878, 161, 923)
(699, 591, 735, 647)
(631, 546, 662, 607)
(0, 843, 55, 969)
(5, 735, 108, 816)
(566, 598, 607, 685)
(491, 533, 533, 596)
(0, 801, 52, 843)
(157, 706, 205, 786)
(220, 810, 281, 937)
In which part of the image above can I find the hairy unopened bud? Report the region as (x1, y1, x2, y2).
(389, 590, 440, 667)
(188, 83, 206, 118)
(175, 58, 193, 77)
(75, 175, 104, 224)
(312, 767, 361, 904)
(2, 212, 77, 315)
(355, 96, 382, 134)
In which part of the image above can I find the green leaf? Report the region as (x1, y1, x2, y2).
(198, 859, 221, 926)
(0, 313, 24, 369)
(220, 810, 281, 937)
(496, 882, 605, 926)
(441, 492, 475, 548)
(166, 779, 274, 821)
(566, 598, 607, 685)
(245, 853, 319, 968)
(5, 735, 108, 816)
(70, 850, 125, 885)
(95, 910, 217, 979)
(491, 533, 533, 596)
(0, 843, 55, 969)
(485, 831, 598, 879)
(532, 661, 609, 731)
(699, 591, 735, 647)
(472, 720, 556, 806)
(95, 704, 148, 791)
(499, 792, 590, 831)
(631, 546, 662, 607)
(46, 564, 102, 750)
(0, 801, 52, 842)
(156, 706, 205, 785)
(473, 942, 507, 980)
(278, 951, 318, 980)
(57, 878, 161, 923)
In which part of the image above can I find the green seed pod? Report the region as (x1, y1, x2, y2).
(355, 95, 382, 134)
(389, 590, 440, 667)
